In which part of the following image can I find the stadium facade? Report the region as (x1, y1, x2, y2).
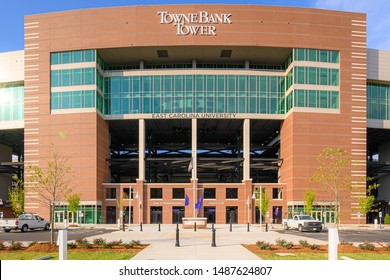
(0, 4, 389, 225)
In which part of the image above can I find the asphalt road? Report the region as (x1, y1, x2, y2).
(275, 228, 390, 243)
(0, 228, 116, 243)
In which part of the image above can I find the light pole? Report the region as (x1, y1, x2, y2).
(128, 186, 132, 231)
(135, 192, 141, 225)
(252, 186, 262, 232)
(246, 195, 250, 224)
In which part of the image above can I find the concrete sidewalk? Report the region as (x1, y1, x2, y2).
(81, 224, 329, 260)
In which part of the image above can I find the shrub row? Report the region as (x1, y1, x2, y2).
(299, 239, 320, 250)
(68, 238, 142, 250)
(275, 238, 294, 249)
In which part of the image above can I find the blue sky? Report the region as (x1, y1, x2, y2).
(1, 0, 389, 52)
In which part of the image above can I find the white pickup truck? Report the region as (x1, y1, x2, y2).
(282, 215, 322, 232)
(0, 214, 50, 232)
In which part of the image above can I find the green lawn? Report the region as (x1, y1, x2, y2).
(0, 251, 137, 260)
(258, 253, 390, 260)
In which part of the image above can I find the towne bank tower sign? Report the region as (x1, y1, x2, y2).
(158, 11, 232, 36)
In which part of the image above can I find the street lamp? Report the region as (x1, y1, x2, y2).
(135, 192, 141, 225)
(252, 186, 262, 232)
(128, 186, 132, 231)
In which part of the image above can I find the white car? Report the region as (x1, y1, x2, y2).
(282, 215, 322, 232)
(0, 214, 50, 232)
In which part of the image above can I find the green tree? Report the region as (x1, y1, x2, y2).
(384, 214, 390, 225)
(67, 193, 81, 225)
(254, 187, 270, 222)
(117, 191, 128, 231)
(310, 147, 352, 226)
(358, 177, 379, 218)
(8, 175, 24, 217)
(27, 146, 73, 244)
(304, 190, 316, 215)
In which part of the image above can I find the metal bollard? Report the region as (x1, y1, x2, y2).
(211, 223, 216, 247)
(230, 220, 232, 232)
(158, 223, 161, 231)
(140, 222, 143, 232)
(265, 223, 268, 232)
(247, 222, 250, 232)
(194, 222, 197, 231)
(175, 223, 180, 247)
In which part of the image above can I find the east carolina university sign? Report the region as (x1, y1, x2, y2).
(157, 11, 232, 36)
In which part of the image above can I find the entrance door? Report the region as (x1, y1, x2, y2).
(106, 206, 116, 224)
(226, 207, 238, 224)
(312, 211, 322, 221)
(324, 211, 336, 223)
(204, 207, 216, 223)
(172, 207, 184, 224)
(54, 211, 65, 224)
(150, 207, 162, 224)
(272, 206, 282, 224)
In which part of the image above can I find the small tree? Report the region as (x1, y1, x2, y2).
(28, 146, 73, 244)
(67, 193, 81, 225)
(8, 175, 24, 217)
(117, 191, 127, 231)
(358, 177, 379, 220)
(384, 214, 390, 225)
(310, 147, 352, 226)
(304, 190, 316, 215)
(254, 188, 270, 222)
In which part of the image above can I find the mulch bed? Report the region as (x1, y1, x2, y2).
(20, 242, 148, 253)
(243, 244, 390, 255)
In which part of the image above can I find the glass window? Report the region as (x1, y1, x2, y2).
(150, 188, 163, 199)
(331, 91, 339, 109)
(73, 51, 82, 63)
(331, 69, 339, 86)
(296, 67, 305, 84)
(308, 90, 317, 107)
(51, 53, 59, 65)
(308, 68, 317, 84)
(62, 52, 71, 64)
(319, 50, 328, 63)
(296, 48, 305, 60)
(173, 188, 185, 199)
(308, 49, 317, 61)
(319, 91, 328, 108)
(226, 188, 238, 199)
(272, 188, 282, 199)
(123, 188, 134, 199)
(331, 51, 339, 63)
(319, 68, 328, 85)
(204, 188, 216, 199)
(85, 50, 95, 62)
(106, 188, 116, 199)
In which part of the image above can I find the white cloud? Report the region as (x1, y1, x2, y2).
(314, 0, 390, 50)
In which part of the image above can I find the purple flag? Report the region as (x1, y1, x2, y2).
(195, 195, 203, 213)
(184, 194, 190, 206)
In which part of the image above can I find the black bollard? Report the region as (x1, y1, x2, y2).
(140, 222, 143, 232)
(247, 222, 250, 232)
(194, 222, 197, 231)
(158, 223, 161, 232)
(211, 223, 216, 247)
(230, 219, 232, 232)
(265, 223, 268, 232)
(175, 223, 180, 247)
